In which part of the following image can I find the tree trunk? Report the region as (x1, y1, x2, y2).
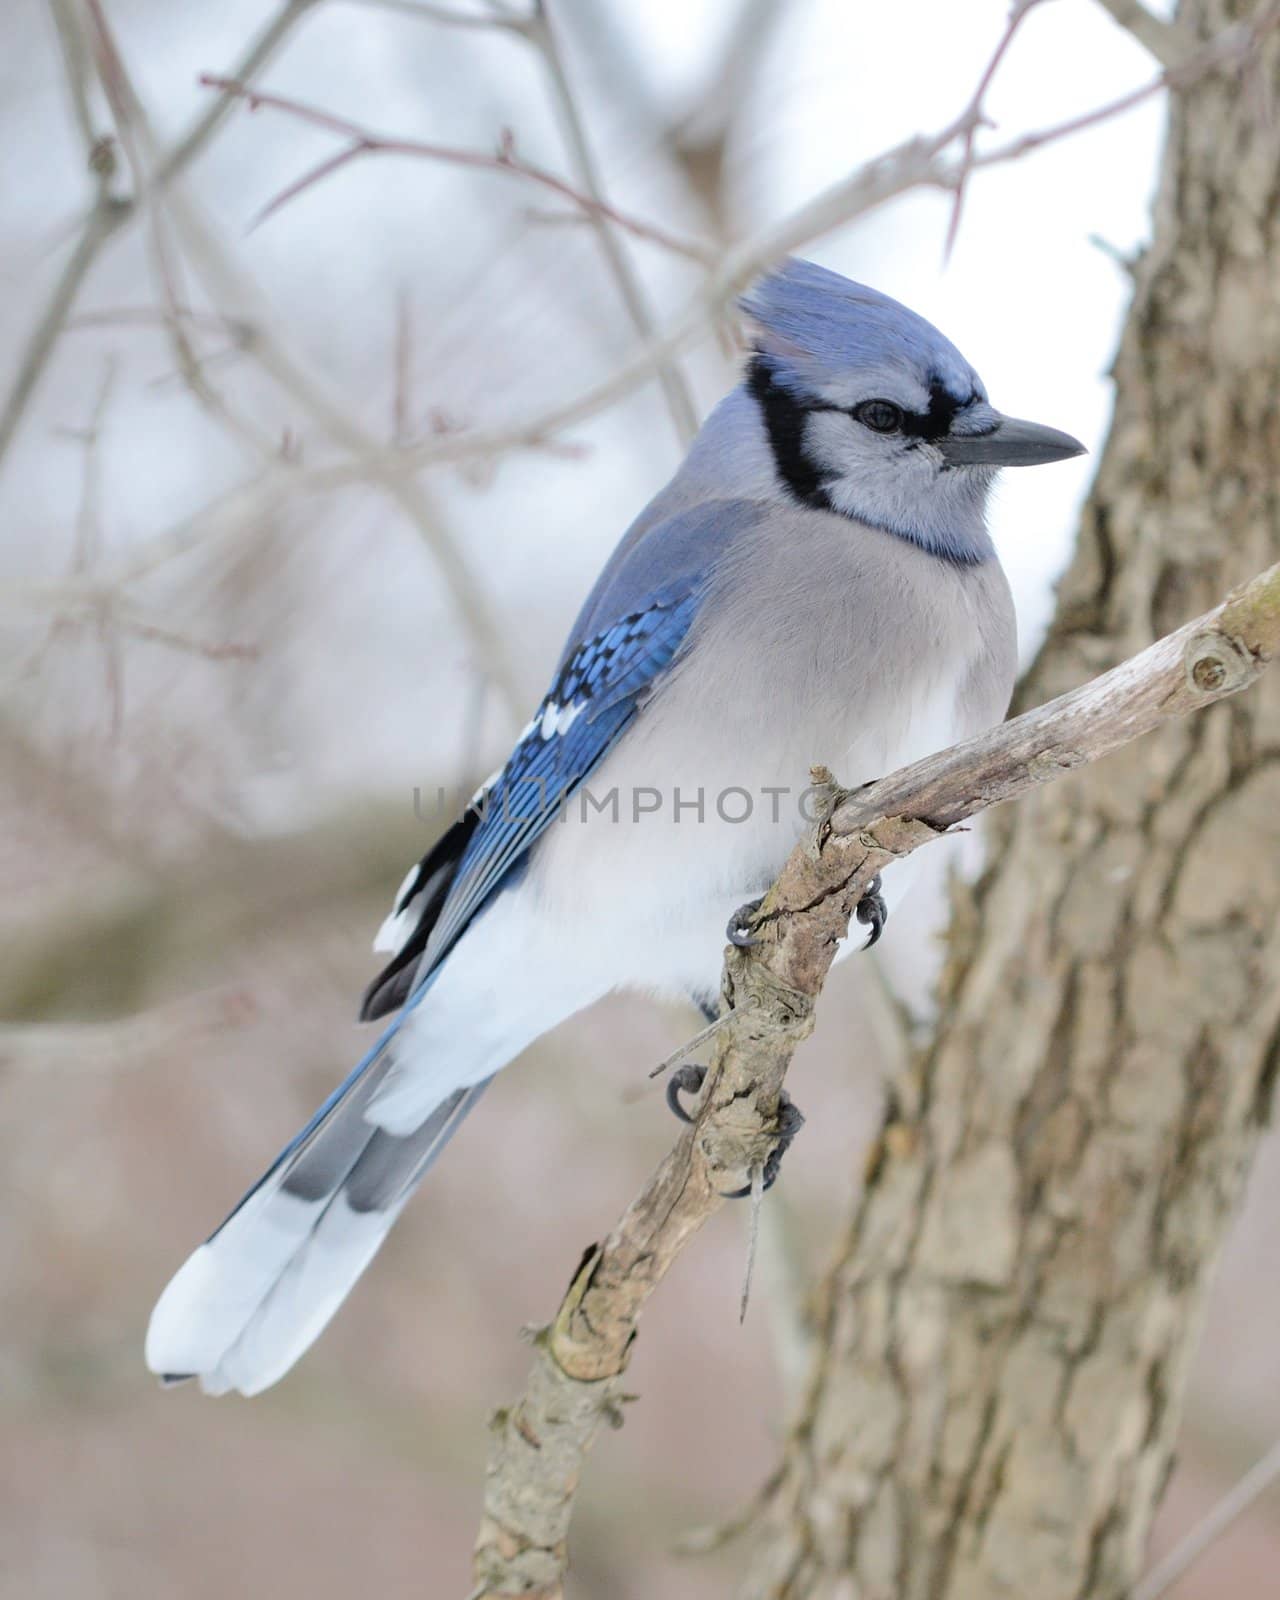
(745, 6, 1280, 1597)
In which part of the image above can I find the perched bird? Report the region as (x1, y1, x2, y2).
(146, 258, 1083, 1396)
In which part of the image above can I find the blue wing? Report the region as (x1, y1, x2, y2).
(361, 585, 702, 1015)
(360, 494, 771, 1019)
(432, 590, 700, 952)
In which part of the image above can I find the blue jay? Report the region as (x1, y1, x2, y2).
(146, 258, 1083, 1395)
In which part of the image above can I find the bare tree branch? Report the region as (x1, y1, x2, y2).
(0, 797, 425, 1022)
(388, 0, 1280, 479)
(1093, 0, 1194, 67)
(156, 0, 322, 186)
(81, 0, 282, 461)
(0, 0, 129, 467)
(63, 356, 125, 732)
(1133, 1434, 1280, 1600)
(470, 558, 1280, 1598)
(339, 0, 528, 28)
(0, 990, 256, 1075)
(63, 303, 253, 338)
(0, 465, 314, 621)
(193, 4, 1222, 484)
(56, 1, 528, 724)
(0, 0, 314, 474)
(196, 74, 713, 264)
(48, 0, 107, 152)
(943, 0, 1052, 262)
(526, 1, 700, 445)
(334, 0, 708, 454)
(10, 0, 1272, 655)
(164, 186, 529, 718)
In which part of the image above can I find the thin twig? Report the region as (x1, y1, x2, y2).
(158, 0, 322, 186)
(392, 287, 413, 446)
(162, 184, 528, 719)
(0, 0, 314, 475)
(13, 0, 1271, 497)
(197, 74, 713, 266)
(340, 0, 530, 29)
(470, 558, 1280, 1597)
(71, 359, 117, 576)
(389, 1, 1280, 479)
(82, 0, 278, 459)
(7, 0, 1273, 687)
(1132, 1436, 1280, 1600)
(54, 355, 126, 735)
(114, 610, 259, 662)
(0, 192, 128, 469)
(1093, 0, 1193, 68)
(65, 10, 526, 724)
(48, 0, 105, 152)
(969, 0, 1280, 168)
(739, 1162, 764, 1323)
(671, 1464, 788, 1557)
(526, 1, 700, 445)
(944, 0, 1051, 262)
(0, 462, 361, 619)
(65, 304, 253, 339)
(648, 1012, 732, 1079)
(670, 0, 785, 199)
(13, 0, 1274, 721)
(6, 0, 1265, 631)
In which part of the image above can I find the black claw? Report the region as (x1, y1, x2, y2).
(727, 895, 765, 948)
(856, 874, 888, 950)
(665, 1067, 804, 1195)
(666, 1063, 707, 1124)
(723, 1094, 806, 1197)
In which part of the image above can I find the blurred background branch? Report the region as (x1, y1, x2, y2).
(0, 0, 313, 467)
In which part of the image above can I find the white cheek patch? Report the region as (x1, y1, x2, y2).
(802, 409, 943, 532)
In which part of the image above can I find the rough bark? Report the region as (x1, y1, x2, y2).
(745, 5, 1280, 1598)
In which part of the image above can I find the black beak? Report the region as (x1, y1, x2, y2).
(937, 413, 1086, 468)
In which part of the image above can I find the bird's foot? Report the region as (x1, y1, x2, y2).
(665, 1064, 804, 1195)
(665, 1062, 710, 1124)
(726, 896, 765, 948)
(731, 882, 884, 951)
(856, 874, 888, 949)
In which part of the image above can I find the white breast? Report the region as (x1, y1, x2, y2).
(525, 509, 1015, 1004)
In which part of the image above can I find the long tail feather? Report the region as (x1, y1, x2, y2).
(145, 1026, 488, 1396)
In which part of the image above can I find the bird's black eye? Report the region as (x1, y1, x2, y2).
(853, 400, 903, 434)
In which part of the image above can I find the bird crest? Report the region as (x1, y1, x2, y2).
(739, 257, 983, 406)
